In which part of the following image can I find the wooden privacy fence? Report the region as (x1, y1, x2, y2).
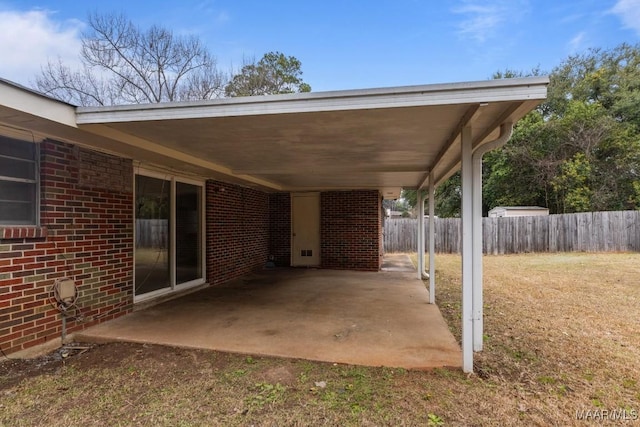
(383, 210, 640, 254)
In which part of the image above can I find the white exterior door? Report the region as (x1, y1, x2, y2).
(291, 193, 320, 266)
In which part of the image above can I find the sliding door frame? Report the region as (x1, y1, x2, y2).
(134, 168, 206, 303)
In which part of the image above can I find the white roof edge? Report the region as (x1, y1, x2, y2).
(0, 79, 77, 127)
(76, 76, 549, 124)
(0, 78, 76, 107)
(78, 76, 550, 112)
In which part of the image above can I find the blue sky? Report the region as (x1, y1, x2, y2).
(0, 0, 639, 92)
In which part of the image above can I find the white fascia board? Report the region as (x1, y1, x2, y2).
(76, 77, 549, 124)
(0, 79, 76, 127)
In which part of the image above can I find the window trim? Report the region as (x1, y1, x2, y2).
(0, 129, 41, 227)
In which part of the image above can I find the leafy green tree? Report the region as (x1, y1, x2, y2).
(491, 66, 543, 80)
(545, 43, 640, 121)
(400, 189, 417, 210)
(400, 174, 462, 218)
(433, 173, 462, 217)
(225, 52, 311, 97)
(551, 152, 592, 213)
(483, 110, 556, 210)
(431, 43, 640, 216)
(483, 43, 640, 214)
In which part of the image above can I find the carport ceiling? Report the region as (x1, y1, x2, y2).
(2, 77, 548, 196)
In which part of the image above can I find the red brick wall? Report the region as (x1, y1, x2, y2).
(320, 190, 382, 271)
(0, 140, 384, 356)
(268, 193, 291, 267)
(206, 181, 269, 285)
(0, 140, 133, 355)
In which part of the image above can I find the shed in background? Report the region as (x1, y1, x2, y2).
(488, 206, 549, 218)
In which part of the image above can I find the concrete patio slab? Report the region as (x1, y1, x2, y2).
(76, 254, 461, 369)
(381, 253, 416, 272)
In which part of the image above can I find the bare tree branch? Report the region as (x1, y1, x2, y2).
(34, 12, 227, 106)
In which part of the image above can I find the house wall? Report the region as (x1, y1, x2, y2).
(206, 181, 270, 285)
(267, 191, 383, 271)
(320, 190, 382, 271)
(1, 144, 384, 355)
(268, 193, 291, 267)
(0, 140, 134, 355)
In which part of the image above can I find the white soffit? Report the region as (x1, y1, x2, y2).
(1, 77, 549, 194)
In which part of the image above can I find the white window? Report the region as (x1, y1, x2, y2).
(0, 135, 39, 225)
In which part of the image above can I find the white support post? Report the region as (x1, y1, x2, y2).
(472, 149, 484, 352)
(461, 125, 474, 373)
(417, 189, 424, 280)
(470, 122, 513, 353)
(428, 172, 436, 304)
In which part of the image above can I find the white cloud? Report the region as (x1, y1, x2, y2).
(215, 10, 230, 24)
(452, 0, 529, 43)
(195, 1, 230, 24)
(611, 0, 640, 36)
(568, 31, 587, 52)
(0, 9, 84, 87)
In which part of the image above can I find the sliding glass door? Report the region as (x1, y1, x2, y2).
(135, 172, 204, 300)
(135, 175, 171, 295)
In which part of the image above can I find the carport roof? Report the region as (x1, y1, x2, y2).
(0, 77, 548, 196)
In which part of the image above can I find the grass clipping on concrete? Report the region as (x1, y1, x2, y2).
(1, 252, 639, 426)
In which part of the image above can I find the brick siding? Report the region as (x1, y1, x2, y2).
(1, 142, 384, 355)
(320, 190, 382, 271)
(0, 140, 133, 355)
(206, 181, 269, 285)
(268, 193, 291, 267)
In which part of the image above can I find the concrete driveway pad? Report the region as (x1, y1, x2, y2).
(78, 254, 461, 369)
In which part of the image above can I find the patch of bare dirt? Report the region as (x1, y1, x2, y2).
(0, 343, 99, 390)
(259, 365, 298, 386)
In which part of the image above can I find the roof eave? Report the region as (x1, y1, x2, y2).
(76, 76, 550, 124)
